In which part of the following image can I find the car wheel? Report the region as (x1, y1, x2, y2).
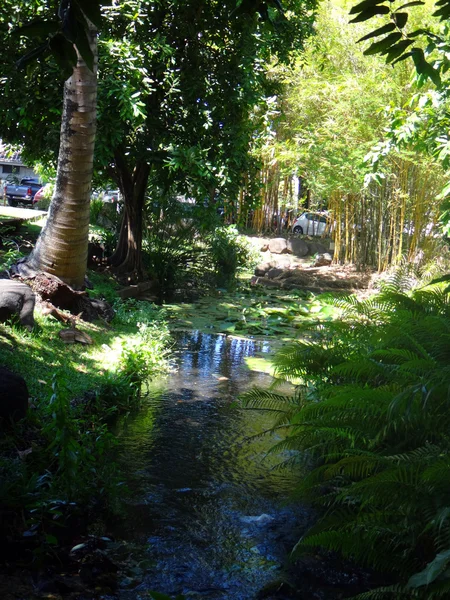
(7, 197, 17, 207)
(293, 226, 303, 234)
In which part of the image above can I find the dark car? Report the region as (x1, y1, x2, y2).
(3, 177, 42, 207)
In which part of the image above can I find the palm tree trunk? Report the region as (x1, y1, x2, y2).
(27, 29, 97, 289)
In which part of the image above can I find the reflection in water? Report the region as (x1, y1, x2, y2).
(114, 332, 310, 599)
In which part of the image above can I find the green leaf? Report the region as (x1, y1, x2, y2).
(411, 48, 441, 86)
(407, 28, 430, 37)
(390, 49, 414, 65)
(429, 274, 450, 285)
(433, 3, 450, 19)
(407, 549, 450, 588)
(16, 42, 49, 69)
(74, 21, 94, 71)
(12, 20, 60, 38)
(395, 1, 425, 8)
(364, 32, 402, 55)
(349, 5, 390, 23)
(49, 33, 78, 78)
(349, 0, 388, 15)
(149, 592, 184, 600)
(74, 0, 105, 29)
(392, 12, 408, 28)
(357, 23, 396, 43)
(385, 39, 414, 62)
(45, 534, 58, 545)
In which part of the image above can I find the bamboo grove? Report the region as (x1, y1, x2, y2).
(235, 0, 449, 272)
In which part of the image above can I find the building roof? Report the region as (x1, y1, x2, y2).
(0, 142, 24, 166)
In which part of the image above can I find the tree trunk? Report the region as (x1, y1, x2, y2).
(26, 30, 97, 289)
(108, 153, 150, 283)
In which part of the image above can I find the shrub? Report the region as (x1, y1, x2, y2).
(242, 281, 450, 599)
(209, 225, 257, 289)
(89, 197, 104, 225)
(143, 196, 215, 300)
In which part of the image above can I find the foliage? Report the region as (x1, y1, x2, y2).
(209, 225, 259, 289)
(141, 196, 210, 299)
(349, 0, 446, 86)
(256, 0, 448, 268)
(0, 269, 171, 553)
(89, 196, 104, 225)
(242, 280, 450, 597)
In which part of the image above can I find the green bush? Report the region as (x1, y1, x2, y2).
(209, 225, 257, 289)
(243, 281, 450, 599)
(143, 196, 216, 300)
(90, 196, 104, 225)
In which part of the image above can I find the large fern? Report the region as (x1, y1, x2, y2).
(241, 281, 450, 598)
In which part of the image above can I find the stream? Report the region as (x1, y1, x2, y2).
(112, 332, 368, 600)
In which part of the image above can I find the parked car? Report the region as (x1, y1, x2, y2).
(102, 189, 121, 203)
(3, 177, 42, 207)
(33, 183, 53, 208)
(292, 211, 329, 236)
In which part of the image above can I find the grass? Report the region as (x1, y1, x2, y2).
(0, 265, 171, 556)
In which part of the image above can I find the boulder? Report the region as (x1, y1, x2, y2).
(254, 263, 271, 276)
(268, 238, 288, 254)
(0, 280, 35, 330)
(117, 280, 157, 300)
(287, 238, 309, 258)
(90, 299, 115, 322)
(251, 276, 282, 288)
(266, 268, 284, 280)
(307, 241, 328, 256)
(313, 253, 333, 267)
(0, 366, 28, 423)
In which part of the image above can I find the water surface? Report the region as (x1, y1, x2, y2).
(113, 332, 365, 599)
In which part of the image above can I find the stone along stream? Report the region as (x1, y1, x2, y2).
(112, 332, 366, 600)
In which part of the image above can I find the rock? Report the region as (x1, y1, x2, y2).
(287, 238, 309, 258)
(267, 268, 284, 280)
(117, 280, 156, 299)
(307, 241, 328, 256)
(255, 263, 271, 276)
(90, 298, 115, 322)
(59, 325, 93, 345)
(268, 238, 288, 254)
(313, 253, 333, 267)
(0, 366, 28, 423)
(0, 280, 35, 330)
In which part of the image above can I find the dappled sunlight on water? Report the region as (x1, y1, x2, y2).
(113, 332, 310, 599)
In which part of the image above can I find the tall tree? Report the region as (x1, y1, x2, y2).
(1, 0, 102, 288)
(98, 0, 316, 280)
(1, 0, 316, 283)
(27, 26, 97, 288)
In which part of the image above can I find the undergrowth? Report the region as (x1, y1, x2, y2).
(0, 280, 171, 559)
(242, 278, 450, 598)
